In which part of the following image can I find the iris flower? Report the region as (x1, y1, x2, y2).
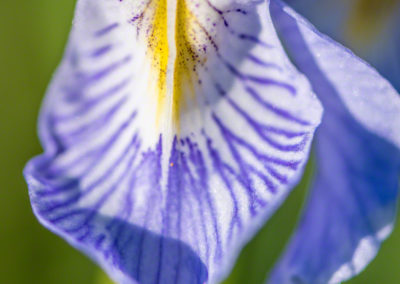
(24, 0, 400, 283)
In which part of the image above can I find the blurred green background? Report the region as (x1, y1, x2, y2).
(0, 1, 399, 283)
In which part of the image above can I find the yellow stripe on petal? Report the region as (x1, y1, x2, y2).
(127, 0, 220, 132)
(173, 0, 209, 128)
(147, 0, 170, 128)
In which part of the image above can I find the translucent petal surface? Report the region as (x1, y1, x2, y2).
(269, 1, 400, 283)
(24, 0, 322, 283)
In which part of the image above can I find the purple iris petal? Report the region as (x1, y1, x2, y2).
(24, 0, 322, 283)
(269, 1, 400, 283)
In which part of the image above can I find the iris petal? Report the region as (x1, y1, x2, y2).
(269, 1, 400, 283)
(24, 0, 322, 283)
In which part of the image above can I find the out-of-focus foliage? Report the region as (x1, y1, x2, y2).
(287, 0, 400, 91)
(0, 1, 399, 283)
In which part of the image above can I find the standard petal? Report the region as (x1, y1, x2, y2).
(24, 0, 322, 283)
(269, 1, 400, 283)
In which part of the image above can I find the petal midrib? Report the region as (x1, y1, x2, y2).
(145, 0, 212, 134)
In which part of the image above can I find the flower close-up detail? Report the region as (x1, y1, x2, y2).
(23, 0, 400, 283)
